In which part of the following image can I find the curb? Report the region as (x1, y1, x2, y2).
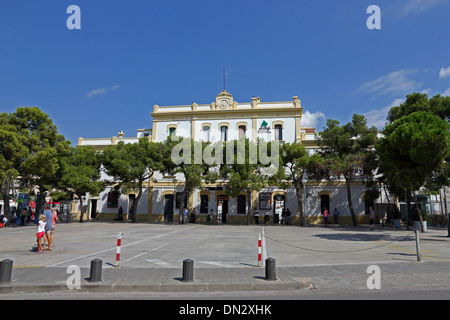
(0, 277, 312, 294)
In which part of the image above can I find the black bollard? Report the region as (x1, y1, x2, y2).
(265, 258, 277, 281)
(182, 259, 194, 282)
(0, 259, 13, 284)
(89, 259, 102, 282)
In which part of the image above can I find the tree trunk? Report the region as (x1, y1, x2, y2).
(406, 188, 411, 230)
(131, 187, 143, 223)
(295, 183, 304, 226)
(79, 196, 84, 222)
(0, 180, 11, 225)
(345, 178, 357, 226)
(412, 190, 425, 233)
(179, 190, 187, 224)
(247, 189, 252, 225)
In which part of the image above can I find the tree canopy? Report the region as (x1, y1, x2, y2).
(102, 138, 164, 222)
(317, 114, 378, 225)
(0, 107, 70, 221)
(59, 145, 104, 222)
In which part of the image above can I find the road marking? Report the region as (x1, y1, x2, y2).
(46, 226, 197, 267)
(123, 241, 175, 263)
(145, 259, 173, 267)
(196, 261, 243, 268)
(375, 240, 450, 262)
(13, 266, 43, 268)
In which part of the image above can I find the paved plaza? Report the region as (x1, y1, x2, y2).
(1, 221, 450, 295)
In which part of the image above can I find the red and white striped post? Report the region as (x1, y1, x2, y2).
(258, 233, 262, 267)
(115, 232, 122, 267)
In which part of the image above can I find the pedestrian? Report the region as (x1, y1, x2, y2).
(254, 210, 259, 224)
(333, 208, 340, 224)
(323, 208, 329, 227)
(183, 207, 189, 224)
(27, 207, 32, 223)
(11, 211, 17, 226)
(43, 205, 53, 251)
(21, 208, 27, 226)
(115, 206, 124, 221)
(285, 208, 291, 225)
(14, 208, 21, 226)
(208, 209, 213, 224)
(49, 208, 59, 248)
(369, 206, 375, 231)
(0, 215, 7, 228)
(36, 214, 46, 254)
(190, 207, 196, 223)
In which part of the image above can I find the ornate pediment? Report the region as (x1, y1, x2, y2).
(211, 90, 235, 110)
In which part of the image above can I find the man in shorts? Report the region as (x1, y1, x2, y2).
(43, 206, 53, 251)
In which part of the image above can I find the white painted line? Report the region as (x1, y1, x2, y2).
(47, 226, 197, 267)
(196, 261, 243, 268)
(145, 259, 173, 267)
(123, 241, 175, 263)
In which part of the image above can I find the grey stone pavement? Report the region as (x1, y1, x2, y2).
(1, 220, 450, 295)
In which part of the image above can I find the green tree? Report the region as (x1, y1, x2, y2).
(0, 107, 69, 221)
(219, 138, 269, 225)
(0, 115, 27, 222)
(387, 93, 450, 123)
(164, 137, 213, 223)
(377, 111, 450, 231)
(317, 114, 379, 226)
(102, 138, 164, 223)
(275, 142, 322, 226)
(59, 145, 104, 222)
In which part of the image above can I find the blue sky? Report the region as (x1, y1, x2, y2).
(1, 0, 450, 145)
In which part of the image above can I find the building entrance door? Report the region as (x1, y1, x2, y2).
(217, 195, 228, 223)
(164, 194, 174, 223)
(320, 195, 330, 215)
(90, 200, 97, 220)
(273, 195, 285, 224)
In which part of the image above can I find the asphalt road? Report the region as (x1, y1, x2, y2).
(3, 221, 449, 269)
(1, 220, 450, 303)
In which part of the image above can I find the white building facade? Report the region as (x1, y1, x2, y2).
(77, 91, 377, 224)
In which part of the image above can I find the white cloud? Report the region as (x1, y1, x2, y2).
(301, 111, 326, 128)
(390, 0, 450, 18)
(421, 88, 433, 95)
(355, 69, 420, 99)
(364, 98, 405, 129)
(86, 85, 120, 98)
(443, 88, 450, 97)
(439, 66, 450, 79)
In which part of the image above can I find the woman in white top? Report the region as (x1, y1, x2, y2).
(36, 215, 46, 253)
